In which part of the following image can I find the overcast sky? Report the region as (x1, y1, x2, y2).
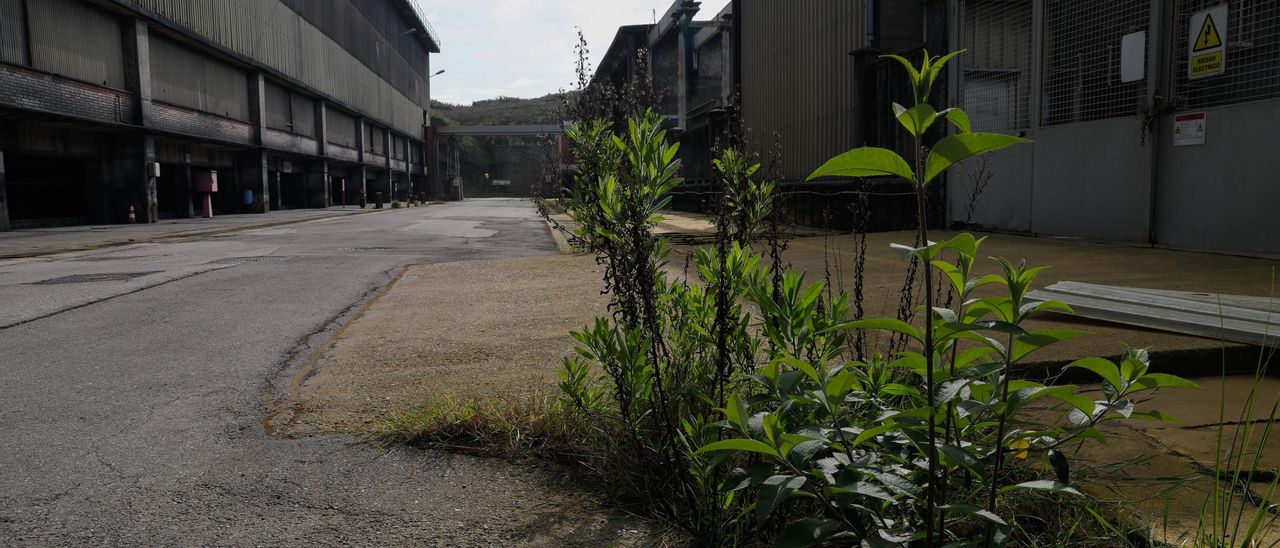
(417, 0, 731, 105)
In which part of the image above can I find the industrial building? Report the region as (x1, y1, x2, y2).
(597, 0, 1278, 256)
(951, 0, 1280, 257)
(594, 0, 939, 230)
(0, 0, 440, 230)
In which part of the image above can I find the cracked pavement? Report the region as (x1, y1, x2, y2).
(0, 199, 653, 546)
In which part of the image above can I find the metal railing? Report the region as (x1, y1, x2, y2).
(405, 0, 442, 50)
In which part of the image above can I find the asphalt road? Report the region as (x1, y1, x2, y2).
(0, 200, 637, 545)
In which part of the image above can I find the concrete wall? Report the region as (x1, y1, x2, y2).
(1154, 100, 1280, 256)
(1029, 119, 1152, 242)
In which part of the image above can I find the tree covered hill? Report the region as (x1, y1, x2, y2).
(430, 94, 564, 127)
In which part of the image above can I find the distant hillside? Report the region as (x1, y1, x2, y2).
(431, 94, 564, 127)
(428, 94, 565, 199)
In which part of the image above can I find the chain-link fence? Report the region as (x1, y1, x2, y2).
(1172, 0, 1280, 109)
(1040, 0, 1150, 126)
(956, 0, 1034, 132)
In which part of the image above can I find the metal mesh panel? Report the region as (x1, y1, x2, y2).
(1041, 0, 1150, 126)
(958, 0, 1034, 132)
(1173, 0, 1280, 109)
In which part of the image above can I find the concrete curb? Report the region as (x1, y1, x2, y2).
(544, 219, 577, 255)
(0, 208, 390, 260)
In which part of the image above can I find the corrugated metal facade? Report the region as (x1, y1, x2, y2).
(266, 80, 292, 130)
(740, 0, 867, 182)
(150, 34, 249, 121)
(131, 0, 426, 138)
(327, 107, 358, 148)
(27, 0, 126, 89)
(0, 0, 27, 66)
(265, 78, 317, 137)
(284, 0, 430, 105)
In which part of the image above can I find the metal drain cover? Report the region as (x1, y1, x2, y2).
(33, 271, 161, 284)
(210, 256, 290, 264)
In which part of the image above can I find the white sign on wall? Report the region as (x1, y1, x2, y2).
(1188, 5, 1228, 80)
(1173, 112, 1207, 146)
(1120, 31, 1146, 83)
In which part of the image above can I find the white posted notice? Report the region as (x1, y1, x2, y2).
(1173, 112, 1206, 146)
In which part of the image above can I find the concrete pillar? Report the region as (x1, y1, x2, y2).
(305, 160, 329, 208)
(118, 18, 158, 224)
(105, 133, 158, 223)
(237, 151, 270, 213)
(248, 72, 266, 147)
(315, 101, 328, 158)
(122, 19, 153, 128)
(355, 117, 366, 164)
(354, 165, 367, 205)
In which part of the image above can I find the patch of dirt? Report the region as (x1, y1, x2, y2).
(283, 254, 609, 434)
(269, 253, 679, 545)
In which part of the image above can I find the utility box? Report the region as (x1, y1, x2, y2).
(194, 171, 218, 193)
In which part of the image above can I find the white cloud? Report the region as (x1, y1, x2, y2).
(424, 0, 730, 105)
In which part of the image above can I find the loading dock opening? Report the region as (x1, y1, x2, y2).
(5, 154, 96, 229)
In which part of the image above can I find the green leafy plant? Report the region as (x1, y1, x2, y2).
(690, 51, 1198, 546)
(547, 50, 1211, 547)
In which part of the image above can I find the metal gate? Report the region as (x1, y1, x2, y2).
(951, 0, 1280, 255)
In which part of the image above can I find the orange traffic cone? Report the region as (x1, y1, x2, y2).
(128, 205, 136, 224)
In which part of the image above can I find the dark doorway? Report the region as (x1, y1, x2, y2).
(277, 172, 305, 209)
(330, 176, 347, 206)
(157, 164, 193, 219)
(5, 154, 94, 228)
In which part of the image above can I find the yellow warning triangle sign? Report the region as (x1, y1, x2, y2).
(1194, 14, 1223, 51)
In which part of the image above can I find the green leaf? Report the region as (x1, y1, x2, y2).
(1048, 391, 1097, 418)
(774, 518, 841, 548)
(923, 50, 965, 99)
(807, 147, 915, 183)
(758, 475, 807, 522)
(788, 439, 828, 464)
(881, 54, 922, 90)
(1000, 480, 1082, 496)
(939, 108, 972, 133)
(828, 481, 895, 502)
(1012, 329, 1086, 362)
(894, 103, 938, 137)
(851, 422, 898, 447)
(940, 503, 1008, 526)
(847, 318, 922, 342)
(776, 357, 822, 384)
(924, 132, 1029, 185)
(696, 438, 779, 457)
(725, 391, 750, 434)
(939, 444, 986, 479)
(1130, 373, 1201, 391)
(1066, 357, 1123, 392)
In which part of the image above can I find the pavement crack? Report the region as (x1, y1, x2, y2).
(0, 268, 225, 330)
